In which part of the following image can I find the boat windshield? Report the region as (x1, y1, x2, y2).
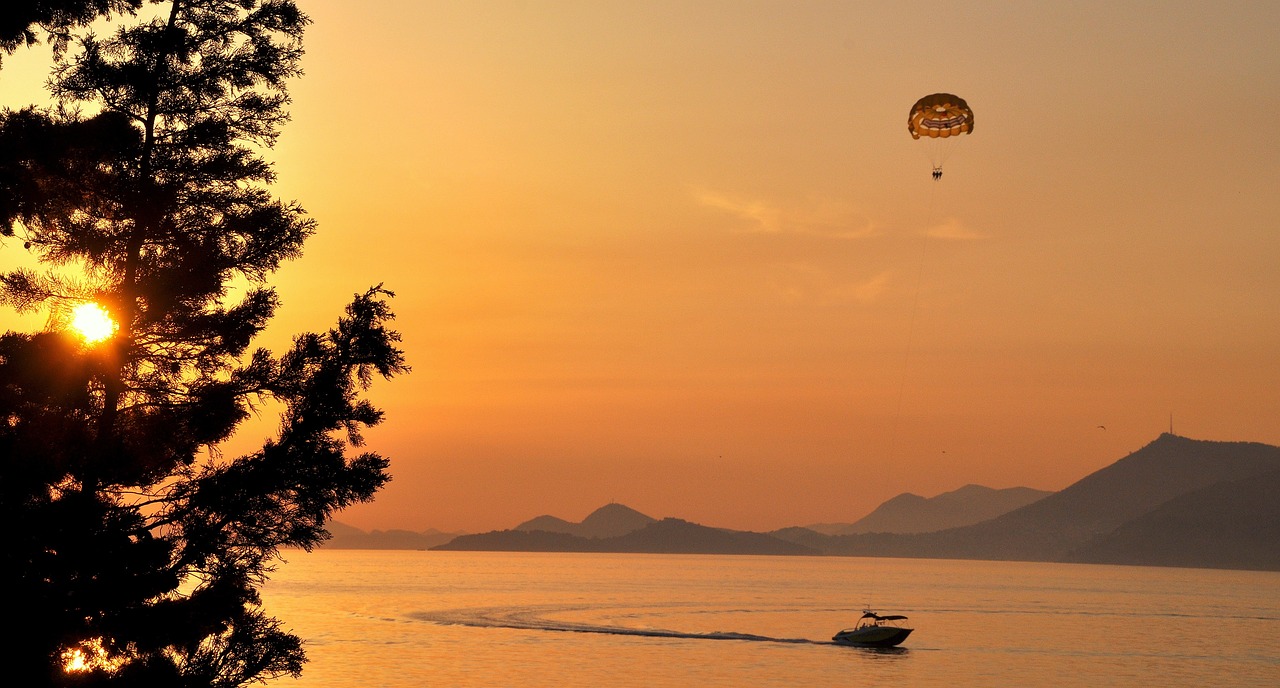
(857, 612, 908, 627)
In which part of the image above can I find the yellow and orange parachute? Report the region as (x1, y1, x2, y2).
(908, 93, 973, 176)
(908, 93, 974, 139)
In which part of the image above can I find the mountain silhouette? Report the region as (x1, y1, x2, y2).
(836, 484, 1051, 534)
(598, 518, 817, 555)
(437, 529, 592, 553)
(937, 433, 1280, 560)
(436, 517, 815, 556)
(1066, 467, 1280, 570)
(321, 522, 462, 550)
(397, 434, 1280, 571)
(514, 514, 578, 534)
(810, 434, 1280, 564)
(515, 503, 656, 539)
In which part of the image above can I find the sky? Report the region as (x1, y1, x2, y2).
(2, 1, 1278, 534)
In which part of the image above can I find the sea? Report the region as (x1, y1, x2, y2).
(260, 550, 1280, 687)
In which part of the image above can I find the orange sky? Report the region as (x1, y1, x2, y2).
(3, 1, 1278, 533)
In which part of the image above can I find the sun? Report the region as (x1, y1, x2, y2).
(70, 302, 118, 344)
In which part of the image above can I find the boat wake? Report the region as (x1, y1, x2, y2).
(411, 605, 823, 645)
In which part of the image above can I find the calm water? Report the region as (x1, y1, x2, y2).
(261, 550, 1279, 687)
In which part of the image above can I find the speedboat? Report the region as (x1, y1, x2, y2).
(832, 610, 913, 647)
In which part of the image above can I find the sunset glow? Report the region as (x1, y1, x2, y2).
(70, 303, 116, 344)
(61, 638, 124, 674)
(5, 3, 1278, 687)
(3, 2, 1278, 534)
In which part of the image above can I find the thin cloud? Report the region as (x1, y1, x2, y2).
(696, 189, 782, 232)
(844, 269, 893, 302)
(925, 217, 988, 240)
(768, 264, 894, 304)
(694, 188, 878, 240)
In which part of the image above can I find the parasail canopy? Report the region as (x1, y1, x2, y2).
(908, 93, 974, 140)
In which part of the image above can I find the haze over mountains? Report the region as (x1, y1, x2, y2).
(447, 515, 818, 556)
(769, 434, 1280, 569)
(806, 484, 1052, 535)
(322, 522, 461, 550)
(332, 435, 1280, 571)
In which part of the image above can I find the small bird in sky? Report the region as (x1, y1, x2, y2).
(1097, 425, 1106, 430)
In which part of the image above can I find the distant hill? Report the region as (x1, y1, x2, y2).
(812, 434, 1280, 566)
(350, 434, 1280, 571)
(515, 503, 656, 538)
(321, 521, 463, 550)
(599, 518, 817, 555)
(933, 434, 1280, 561)
(1067, 467, 1280, 571)
(836, 484, 1051, 534)
(435, 517, 817, 556)
(514, 514, 579, 534)
(437, 529, 591, 553)
(580, 503, 659, 537)
(801, 522, 856, 536)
